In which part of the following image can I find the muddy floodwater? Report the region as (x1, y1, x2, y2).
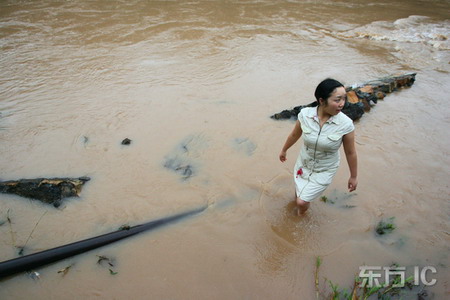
(1, 0, 449, 299)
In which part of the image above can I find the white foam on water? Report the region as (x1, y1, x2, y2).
(346, 15, 449, 48)
(341, 15, 449, 70)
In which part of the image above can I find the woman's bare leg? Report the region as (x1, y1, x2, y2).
(296, 197, 310, 215)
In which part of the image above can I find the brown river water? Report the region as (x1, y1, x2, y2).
(1, 0, 449, 299)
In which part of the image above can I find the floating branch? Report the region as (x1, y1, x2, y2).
(0, 177, 90, 207)
(270, 73, 416, 121)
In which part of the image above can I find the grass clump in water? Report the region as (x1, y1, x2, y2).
(320, 196, 335, 204)
(376, 217, 396, 235)
(315, 257, 417, 299)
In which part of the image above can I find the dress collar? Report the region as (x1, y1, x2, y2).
(305, 106, 341, 125)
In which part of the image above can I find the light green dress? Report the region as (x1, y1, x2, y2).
(294, 107, 354, 202)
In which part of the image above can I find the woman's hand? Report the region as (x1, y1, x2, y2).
(279, 151, 287, 162)
(348, 177, 358, 192)
(279, 121, 302, 163)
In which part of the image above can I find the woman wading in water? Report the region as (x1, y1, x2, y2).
(279, 79, 358, 215)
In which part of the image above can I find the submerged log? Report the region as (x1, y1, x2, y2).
(0, 205, 207, 279)
(270, 73, 416, 121)
(0, 177, 90, 207)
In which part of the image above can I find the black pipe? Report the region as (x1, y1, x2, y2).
(0, 206, 207, 278)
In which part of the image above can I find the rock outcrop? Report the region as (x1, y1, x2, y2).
(0, 177, 90, 207)
(270, 73, 416, 121)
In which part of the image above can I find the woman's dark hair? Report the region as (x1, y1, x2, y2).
(314, 78, 344, 105)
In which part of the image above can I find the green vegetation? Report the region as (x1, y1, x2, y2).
(320, 196, 335, 204)
(314, 257, 418, 300)
(58, 264, 74, 276)
(376, 217, 396, 235)
(97, 255, 118, 275)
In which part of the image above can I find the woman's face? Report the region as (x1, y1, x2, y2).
(322, 86, 346, 115)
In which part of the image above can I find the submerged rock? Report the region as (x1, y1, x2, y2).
(270, 73, 416, 121)
(0, 177, 90, 207)
(121, 138, 132, 145)
(271, 101, 365, 121)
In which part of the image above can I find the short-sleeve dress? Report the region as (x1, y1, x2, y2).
(294, 107, 354, 202)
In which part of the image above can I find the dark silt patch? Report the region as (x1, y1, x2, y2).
(232, 137, 257, 156)
(163, 134, 207, 180)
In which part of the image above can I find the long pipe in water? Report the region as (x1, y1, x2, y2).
(0, 206, 207, 279)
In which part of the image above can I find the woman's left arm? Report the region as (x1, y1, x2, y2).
(342, 131, 358, 192)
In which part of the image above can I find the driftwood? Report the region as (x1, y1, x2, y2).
(0, 205, 206, 279)
(0, 177, 90, 207)
(270, 73, 416, 121)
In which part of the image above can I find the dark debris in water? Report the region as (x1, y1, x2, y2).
(57, 264, 74, 276)
(418, 289, 432, 300)
(121, 138, 132, 145)
(341, 204, 356, 209)
(118, 224, 131, 230)
(97, 255, 118, 275)
(17, 246, 26, 256)
(97, 255, 115, 267)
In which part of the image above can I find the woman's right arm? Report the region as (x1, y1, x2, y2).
(279, 120, 302, 162)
